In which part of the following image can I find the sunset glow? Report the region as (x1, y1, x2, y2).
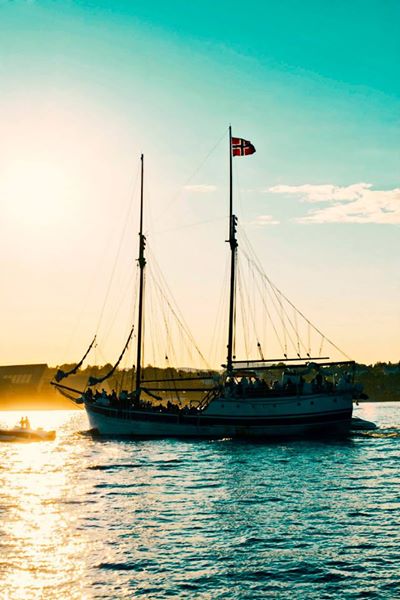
(1, 1, 398, 368)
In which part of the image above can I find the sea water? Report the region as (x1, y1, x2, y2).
(0, 403, 399, 599)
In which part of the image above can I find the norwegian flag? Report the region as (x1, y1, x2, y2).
(231, 136, 256, 157)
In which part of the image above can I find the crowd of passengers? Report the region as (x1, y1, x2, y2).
(82, 370, 350, 410)
(82, 387, 199, 414)
(224, 372, 338, 397)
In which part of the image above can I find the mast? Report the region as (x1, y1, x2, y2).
(227, 126, 238, 373)
(135, 154, 146, 397)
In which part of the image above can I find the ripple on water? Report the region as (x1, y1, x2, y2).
(0, 404, 400, 599)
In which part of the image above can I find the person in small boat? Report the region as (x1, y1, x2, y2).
(19, 416, 31, 429)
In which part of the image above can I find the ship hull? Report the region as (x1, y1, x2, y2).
(84, 393, 353, 438)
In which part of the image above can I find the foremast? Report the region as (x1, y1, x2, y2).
(135, 154, 146, 398)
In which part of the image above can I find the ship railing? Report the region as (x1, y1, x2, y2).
(193, 386, 221, 411)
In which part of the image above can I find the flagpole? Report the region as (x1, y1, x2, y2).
(227, 126, 237, 373)
(229, 125, 233, 222)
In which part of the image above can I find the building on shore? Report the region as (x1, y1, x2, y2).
(0, 364, 75, 409)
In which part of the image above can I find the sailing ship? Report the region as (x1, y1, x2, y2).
(53, 129, 363, 437)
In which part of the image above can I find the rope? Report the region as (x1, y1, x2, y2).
(152, 128, 228, 226)
(239, 229, 351, 360)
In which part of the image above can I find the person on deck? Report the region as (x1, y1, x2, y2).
(241, 377, 249, 397)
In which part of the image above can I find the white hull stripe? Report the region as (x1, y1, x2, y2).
(86, 404, 352, 427)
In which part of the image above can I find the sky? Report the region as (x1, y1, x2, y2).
(1, 0, 399, 368)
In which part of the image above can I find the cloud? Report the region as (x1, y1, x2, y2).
(269, 183, 372, 203)
(184, 184, 217, 193)
(250, 214, 280, 226)
(268, 183, 400, 224)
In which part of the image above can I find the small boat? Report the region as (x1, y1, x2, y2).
(0, 418, 56, 442)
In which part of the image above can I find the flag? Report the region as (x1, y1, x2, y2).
(231, 136, 256, 157)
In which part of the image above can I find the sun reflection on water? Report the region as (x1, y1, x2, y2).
(0, 411, 90, 599)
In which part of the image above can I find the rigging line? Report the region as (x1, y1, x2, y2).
(129, 265, 140, 356)
(265, 271, 350, 359)
(154, 215, 227, 235)
(241, 229, 350, 359)
(54, 336, 97, 382)
(148, 276, 158, 372)
(147, 261, 185, 367)
(153, 128, 228, 225)
(241, 255, 259, 356)
(152, 269, 173, 370)
(149, 260, 205, 370)
(247, 259, 287, 357)
(256, 260, 289, 356)
(250, 257, 259, 353)
(95, 161, 141, 334)
(258, 269, 309, 357)
(232, 259, 237, 365)
(237, 260, 249, 358)
(239, 236, 351, 360)
(95, 346, 113, 371)
(141, 271, 147, 380)
(157, 280, 170, 369)
(258, 264, 310, 357)
(88, 326, 134, 386)
(101, 267, 136, 346)
(293, 308, 301, 357)
(208, 254, 230, 366)
(147, 245, 209, 367)
(118, 369, 126, 395)
(319, 335, 325, 358)
(280, 297, 288, 356)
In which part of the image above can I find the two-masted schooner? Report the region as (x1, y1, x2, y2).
(53, 129, 362, 437)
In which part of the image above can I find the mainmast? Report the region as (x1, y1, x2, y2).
(227, 126, 237, 373)
(135, 154, 146, 397)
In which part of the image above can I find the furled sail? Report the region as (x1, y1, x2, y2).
(54, 336, 97, 382)
(87, 326, 134, 387)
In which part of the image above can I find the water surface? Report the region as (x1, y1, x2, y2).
(0, 403, 399, 599)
